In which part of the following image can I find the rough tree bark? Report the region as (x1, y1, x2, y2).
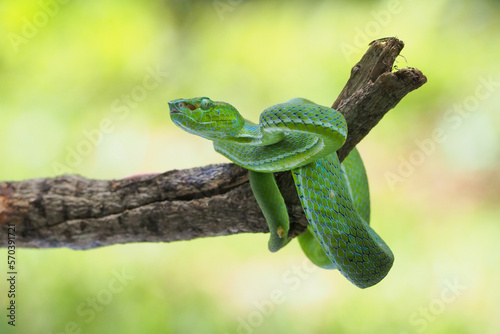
(0, 38, 426, 249)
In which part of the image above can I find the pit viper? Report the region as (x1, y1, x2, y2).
(169, 97, 394, 288)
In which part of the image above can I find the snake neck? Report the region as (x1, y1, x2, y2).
(221, 119, 285, 147)
(213, 99, 347, 172)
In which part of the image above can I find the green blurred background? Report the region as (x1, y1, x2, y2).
(1, 0, 499, 333)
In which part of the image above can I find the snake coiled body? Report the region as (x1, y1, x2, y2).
(169, 97, 394, 288)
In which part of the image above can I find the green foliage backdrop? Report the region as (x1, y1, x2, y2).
(1, 0, 499, 333)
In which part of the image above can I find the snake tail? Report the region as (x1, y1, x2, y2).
(248, 171, 291, 252)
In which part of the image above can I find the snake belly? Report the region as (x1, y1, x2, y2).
(169, 97, 394, 288)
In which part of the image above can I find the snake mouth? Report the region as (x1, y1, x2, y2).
(168, 100, 198, 115)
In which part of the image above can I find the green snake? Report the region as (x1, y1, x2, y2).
(169, 97, 394, 288)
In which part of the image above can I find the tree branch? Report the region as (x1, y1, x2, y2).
(0, 38, 426, 249)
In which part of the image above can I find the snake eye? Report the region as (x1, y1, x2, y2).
(200, 98, 212, 110)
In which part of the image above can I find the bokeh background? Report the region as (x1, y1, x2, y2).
(1, 0, 500, 333)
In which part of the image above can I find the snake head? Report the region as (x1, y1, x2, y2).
(169, 97, 245, 140)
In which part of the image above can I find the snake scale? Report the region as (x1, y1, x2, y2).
(169, 97, 394, 288)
